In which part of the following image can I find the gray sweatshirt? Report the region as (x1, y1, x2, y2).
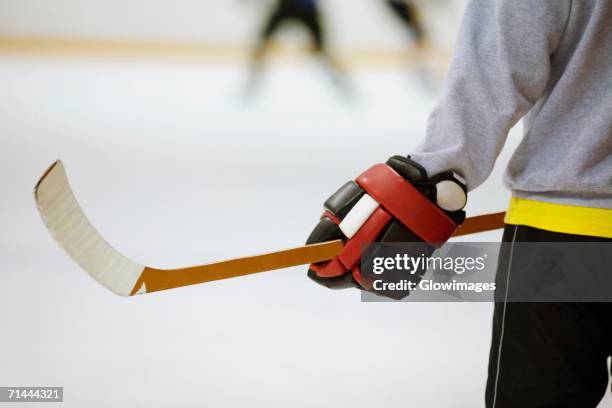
(411, 0, 612, 209)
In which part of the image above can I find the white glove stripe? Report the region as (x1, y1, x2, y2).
(339, 194, 380, 239)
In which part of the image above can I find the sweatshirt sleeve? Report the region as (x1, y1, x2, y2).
(410, 0, 571, 191)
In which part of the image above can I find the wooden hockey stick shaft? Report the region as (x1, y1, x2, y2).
(130, 211, 506, 295)
(131, 240, 346, 295)
(453, 211, 506, 237)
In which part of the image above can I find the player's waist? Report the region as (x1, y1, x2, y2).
(505, 197, 612, 239)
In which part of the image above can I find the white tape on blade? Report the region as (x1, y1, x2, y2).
(339, 194, 380, 239)
(35, 162, 144, 296)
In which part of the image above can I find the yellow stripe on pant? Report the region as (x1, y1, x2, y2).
(505, 197, 612, 238)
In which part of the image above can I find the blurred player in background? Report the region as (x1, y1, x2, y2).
(386, 0, 425, 48)
(244, 0, 350, 97)
(385, 0, 440, 90)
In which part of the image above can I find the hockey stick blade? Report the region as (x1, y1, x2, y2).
(35, 161, 505, 296)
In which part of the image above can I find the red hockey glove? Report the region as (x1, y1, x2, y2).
(306, 156, 467, 298)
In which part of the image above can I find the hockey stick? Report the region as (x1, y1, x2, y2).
(35, 161, 506, 296)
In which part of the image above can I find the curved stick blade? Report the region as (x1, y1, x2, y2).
(34, 161, 144, 296)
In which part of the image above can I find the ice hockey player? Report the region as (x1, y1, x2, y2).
(306, 1, 612, 406)
(244, 0, 348, 96)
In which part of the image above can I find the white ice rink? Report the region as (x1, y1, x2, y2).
(1, 55, 610, 407)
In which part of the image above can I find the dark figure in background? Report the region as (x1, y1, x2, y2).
(259, 0, 324, 53)
(385, 0, 425, 46)
(384, 0, 440, 90)
(245, 0, 350, 97)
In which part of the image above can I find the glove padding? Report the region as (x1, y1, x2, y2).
(306, 156, 467, 299)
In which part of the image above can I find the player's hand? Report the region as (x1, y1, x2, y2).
(306, 156, 467, 299)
